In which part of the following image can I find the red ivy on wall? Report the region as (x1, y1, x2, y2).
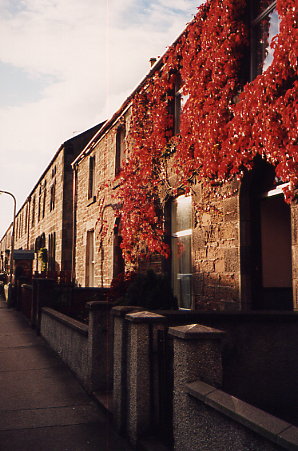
(116, 0, 297, 263)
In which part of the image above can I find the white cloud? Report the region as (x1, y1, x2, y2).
(0, 0, 199, 237)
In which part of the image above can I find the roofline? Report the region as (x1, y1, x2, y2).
(72, 14, 196, 167)
(0, 222, 12, 243)
(72, 58, 164, 167)
(13, 124, 103, 220)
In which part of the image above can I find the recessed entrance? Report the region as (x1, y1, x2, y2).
(240, 158, 293, 310)
(259, 191, 292, 309)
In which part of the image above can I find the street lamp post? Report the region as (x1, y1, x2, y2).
(0, 190, 16, 283)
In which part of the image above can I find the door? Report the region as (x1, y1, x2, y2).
(86, 230, 95, 287)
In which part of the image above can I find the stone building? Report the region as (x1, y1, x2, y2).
(0, 123, 103, 279)
(0, 224, 12, 274)
(72, 0, 297, 312)
(1, 0, 295, 312)
(72, 109, 131, 287)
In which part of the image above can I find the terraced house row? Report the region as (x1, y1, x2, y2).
(1, 0, 297, 313)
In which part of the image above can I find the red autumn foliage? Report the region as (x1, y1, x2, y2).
(115, 0, 297, 263)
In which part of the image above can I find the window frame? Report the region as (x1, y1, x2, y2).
(88, 155, 96, 200)
(115, 125, 126, 176)
(250, 0, 278, 80)
(50, 181, 56, 212)
(171, 194, 193, 310)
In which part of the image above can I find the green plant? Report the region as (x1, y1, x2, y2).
(38, 248, 48, 272)
(116, 270, 177, 310)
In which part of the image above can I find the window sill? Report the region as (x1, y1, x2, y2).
(87, 196, 96, 206)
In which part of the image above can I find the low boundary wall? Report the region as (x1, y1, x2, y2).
(185, 380, 298, 451)
(41, 307, 89, 388)
(40, 301, 113, 394)
(168, 324, 298, 451)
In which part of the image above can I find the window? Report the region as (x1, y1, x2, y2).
(31, 196, 36, 227)
(115, 125, 126, 175)
(42, 181, 47, 218)
(88, 156, 95, 199)
(38, 185, 42, 222)
(171, 195, 192, 309)
(50, 182, 56, 211)
(48, 232, 56, 272)
(251, 1, 279, 78)
(171, 74, 189, 135)
(25, 205, 28, 235)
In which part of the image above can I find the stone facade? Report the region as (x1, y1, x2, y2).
(73, 110, 297, 311)
(1, 1, 296, 312)
(0, 124, 102, 279)
(73, 109, 132, 287)
(0, 224, 12, 274)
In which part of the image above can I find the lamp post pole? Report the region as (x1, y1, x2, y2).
(0, 190, 16, 283)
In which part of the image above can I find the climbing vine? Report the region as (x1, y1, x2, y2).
(115, 0, 297, 263)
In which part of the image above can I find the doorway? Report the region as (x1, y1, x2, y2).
(240, 158, 293, 310)
(85, 230, 95, 287)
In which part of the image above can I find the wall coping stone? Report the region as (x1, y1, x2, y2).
(42, 307, 88, 336)
(112, 306, 144, 318)
(85, 301, 113, 311)
(168, 324, 225, 340)
(156, 310, 298, 323)
(186, 380, 298, 450)
(125, 310, 167, 323)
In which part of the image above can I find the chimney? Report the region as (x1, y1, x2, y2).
(150, 57, 157, 67)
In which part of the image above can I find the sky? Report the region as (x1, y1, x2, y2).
(0, 0, 200, 238)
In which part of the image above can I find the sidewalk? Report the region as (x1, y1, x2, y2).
(0, 298, 132, 451)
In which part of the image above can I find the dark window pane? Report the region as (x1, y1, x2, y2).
(253, 8, 279, 75)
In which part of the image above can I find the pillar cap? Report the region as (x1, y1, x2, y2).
(168, 324, 225, 340)
(112, 306, 144, 317)
(125, 310, 167, 323)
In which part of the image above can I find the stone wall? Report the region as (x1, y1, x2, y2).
(40, 301, 113, 394)
(74, 112, 132, 287)
(3, 125, 102, 279)
(13, 148, 65, 274)
(192, 181, 241, 311)
(169, 324, 298, 451)
(160, 310, 298, 424)
(40, 307, 89, 388)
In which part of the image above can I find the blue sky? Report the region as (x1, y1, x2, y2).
(0, 0, 200, 237)
(0, 62, 54, 107)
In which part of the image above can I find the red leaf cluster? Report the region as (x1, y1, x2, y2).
(116, 0, 297, 263)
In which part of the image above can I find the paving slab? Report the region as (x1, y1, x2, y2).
(0, 299, 133, 451)
(0, 331, 41, 349)
(0, 423, 132, 451)
(0, 367, 91, 410)
(0, 404, 103, 431)
(0, 344, 64, 371)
